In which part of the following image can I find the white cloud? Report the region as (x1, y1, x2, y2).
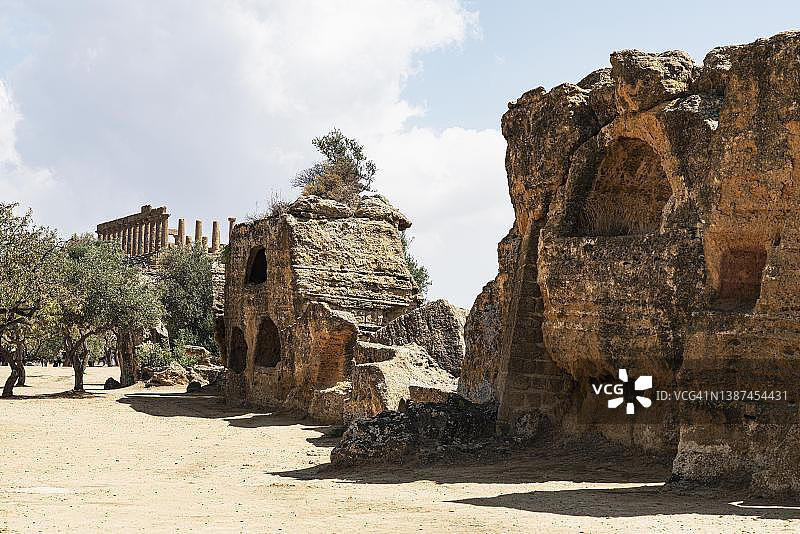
(0, 0, 508, 307)
(0, 80, 57, 210)
(371, 127, 511, 308)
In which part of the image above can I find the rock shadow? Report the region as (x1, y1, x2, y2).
(273, 446, 672, 486)
(449, 485, 800, 520)
(118, 391, 298, 428)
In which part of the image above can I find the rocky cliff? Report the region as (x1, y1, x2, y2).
(459, 31, 800, 496)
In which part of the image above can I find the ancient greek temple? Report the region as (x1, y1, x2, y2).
(96, 204, 235, 258)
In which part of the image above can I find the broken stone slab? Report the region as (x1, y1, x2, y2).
(288, 195, 354, 219)
(346, 341, 457, 422)
(353, 195, 411, 230)
(144, 361, 189, 388)
(373, 299, 467, 376)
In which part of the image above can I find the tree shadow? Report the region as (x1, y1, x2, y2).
(1, 390, 97, 400)
(273, 445, 673, 486)
(449, 485, 800, 520)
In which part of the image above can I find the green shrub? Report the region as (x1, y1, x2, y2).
(138, 341, 172, 369)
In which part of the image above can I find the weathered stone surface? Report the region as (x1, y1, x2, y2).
(353, 195, 411, 231)
(331, 394, 497, 466)
(346, 341, 457, 421)
(145, 361, 189, 387)
(222, 194, 422, 422)
(610, 50, 694, 113)
(183, 345, 221, 366)
(373, 299, 466, 376)
(466, 31, 800, 495)
(458, 279, 503, 403)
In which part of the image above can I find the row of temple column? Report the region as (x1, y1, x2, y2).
(98, 217, 232, 257)
(175, 219, 223, 253)
(98, 215, 169, 256)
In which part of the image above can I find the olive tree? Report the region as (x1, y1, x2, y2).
(156, 243, 215, 351)
(0, 203, 61, 397)
(56, 236, 163, 391)
(292, 128, 376, 205)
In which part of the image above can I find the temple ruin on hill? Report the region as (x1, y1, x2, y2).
(96, 204, 236, 258)
(458, 31, 800, 496)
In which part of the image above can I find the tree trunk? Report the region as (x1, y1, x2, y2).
(116, 331, 139, 387)
(72, 342, 89, 392)
(16, 359, 25, 386)
(15, 341, 26, 386)
(2, 347, 21, 398)
(73, 357, 84, 391)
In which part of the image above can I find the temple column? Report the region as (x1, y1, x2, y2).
(137, 223, 144, 255)
(228, 217, 236, 240)
(146, 220, 154, 253)
(122, 227, 129, 255)
(177, 218, 185, 247)
(195, 220, 203, 245)
(131, 225, 137, 255)
(160, 215, 168, 248)
(202, 236, 208, 252)
(152, 219, 159, 251)
(146, 221, 153, 254)
(211, 220, 220, 253)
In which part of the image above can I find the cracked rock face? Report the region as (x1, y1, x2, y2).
(222, 195, 421, 422)
(373, 299, 467, 376)
(460, 31, 800, 496)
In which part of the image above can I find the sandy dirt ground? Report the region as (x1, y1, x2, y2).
(1, 366, 799, 533)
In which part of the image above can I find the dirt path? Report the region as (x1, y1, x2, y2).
(1, 366, 798, 533)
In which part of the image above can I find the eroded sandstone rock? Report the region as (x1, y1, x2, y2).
(145, 361, 189, 387)
(222, 194, 423, 422)
(373, 299, 466, 376)
(346, 341, 457, 421)
(461, 31, 800, 496)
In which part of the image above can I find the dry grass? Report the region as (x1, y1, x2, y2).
(581, 196, 661, 236)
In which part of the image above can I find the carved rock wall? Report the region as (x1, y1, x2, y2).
(460, 31, 800, 495)
(223, 195, 421, 421)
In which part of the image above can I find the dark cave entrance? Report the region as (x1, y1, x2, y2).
(246, 247, 268, 285)
(228, 326, 248, 373)
(254, 315, 281, 368)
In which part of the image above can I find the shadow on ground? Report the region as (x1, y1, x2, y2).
(273, 445, 673, 486)
(1, 389, 96, 400)
(116, 390, 328, 432)
(449, 485, 800, 520)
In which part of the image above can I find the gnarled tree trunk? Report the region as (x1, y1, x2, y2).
(116, 331, 139, 387)
(2, 345, 21, 398)
(71, 342, 89, 392)
(14, 340, 26, 386)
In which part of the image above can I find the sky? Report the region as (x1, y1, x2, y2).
(0, 1, 797, 308)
